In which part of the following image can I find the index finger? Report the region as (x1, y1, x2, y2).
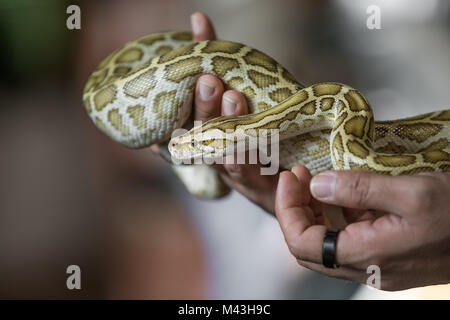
(275, 170, 324, 262)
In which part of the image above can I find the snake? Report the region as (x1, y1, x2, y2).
(82, 31, 450, 198)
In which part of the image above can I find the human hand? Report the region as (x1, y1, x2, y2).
(192, 12, 279, 213)
(151, 12, 279, 212)
(275, 166, 450, 290)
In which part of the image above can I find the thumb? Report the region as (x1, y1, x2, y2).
(310, 170, 414, 215)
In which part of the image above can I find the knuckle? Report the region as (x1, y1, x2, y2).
(289, 243, 308, 261)
(408, 178, 435, 210)
(345, 172, 371, 208)
(195, 107, 214, 121)
(284, 231, 307, 260)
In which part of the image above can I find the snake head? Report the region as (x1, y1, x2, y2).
(168, 126, 232, 163)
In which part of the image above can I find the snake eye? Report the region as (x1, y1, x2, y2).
(191, 141, 195, 147)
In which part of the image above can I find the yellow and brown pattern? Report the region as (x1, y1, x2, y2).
(82, 31, 450, 198)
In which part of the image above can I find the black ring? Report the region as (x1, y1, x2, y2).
(322, 229, 340, 268)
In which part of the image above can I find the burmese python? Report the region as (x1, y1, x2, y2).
(82, 31, 450, 198)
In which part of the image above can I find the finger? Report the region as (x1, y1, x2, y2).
(281, 216, 379, 266)
(309, 170, 418, 215)
(290, 165, 312, 210)
(297, 260, 366, 282)
(221, 90, 248, 116)
(191, 12, 217, 42)
(275, 170, 319, 255)
(194, 74, 224, 123)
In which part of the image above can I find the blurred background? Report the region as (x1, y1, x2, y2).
(0, 0, 449, 299)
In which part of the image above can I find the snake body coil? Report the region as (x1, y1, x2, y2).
(83, 31, 450, 197)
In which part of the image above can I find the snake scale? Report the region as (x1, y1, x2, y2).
(83, 31, 450, 198)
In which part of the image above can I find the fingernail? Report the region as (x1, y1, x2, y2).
(191, 13, 201, 35)
(198, 81, 215, 100)
(310, 173, 336, 200)
(223, 96, 237, 115)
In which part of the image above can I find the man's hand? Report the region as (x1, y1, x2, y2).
(275, 166, 450, 290)
(152, 12, 279, 212)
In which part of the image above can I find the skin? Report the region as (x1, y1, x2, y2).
(155, 12, 450, 290)
(276, 167, 450, 290)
